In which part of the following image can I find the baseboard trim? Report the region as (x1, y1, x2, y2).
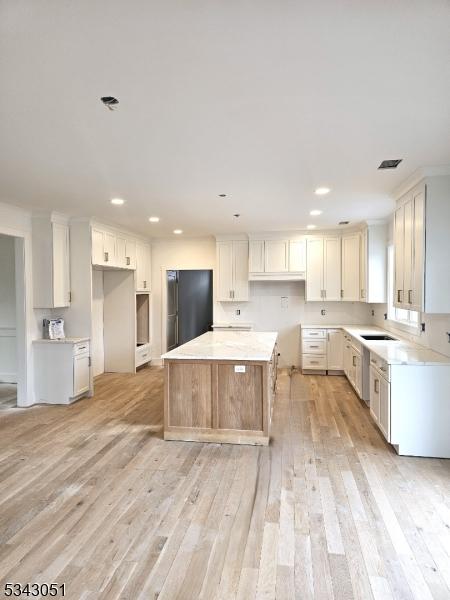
(0, 373, 17, 384)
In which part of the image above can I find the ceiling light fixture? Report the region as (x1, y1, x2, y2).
(101, 96, 119, 111)
(111, 198, 125, 205)
(309, 209, 323, 216)
(149, 216, 160, 223)
(173, 229, 183, 234)
(306, 224, 317, 230)
(314, 187, 331, 195)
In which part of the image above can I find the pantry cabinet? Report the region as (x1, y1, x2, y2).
(306, 236, 341, 301)
(216, 240, 249, 301)
(32, 213, 71, 308)
(341, 233, 360, 301)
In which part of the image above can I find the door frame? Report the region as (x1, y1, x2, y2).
(160, 267, 214, 358)
(0, 226, 29, 407)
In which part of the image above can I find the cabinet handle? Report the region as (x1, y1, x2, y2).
(310, 345, 319, 348)
(126, 256, 130, 266)
(229, 290, 233, 299)
(361, 289, 365, 299)
(340, 289, 344, 298)
(104, 251, 109, 262)
(232, 290, 235, 299)
(397, 289, 403, 303)
(352, 356, 357, 366)
(374, 379, 379, 393)
(310, 361, 319, 364)
(327, 333, 330, 341)
(143, 280, 147, 289)
(408, 290, 413, 304)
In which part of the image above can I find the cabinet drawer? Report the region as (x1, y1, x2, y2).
(302, 355, 327, 370)
(302, 339, 326, 354)
(136, 344, 151, 367)
(302, 328, 326, 339)
(370, 352, 390, 381)
(74, 341, 90, 356)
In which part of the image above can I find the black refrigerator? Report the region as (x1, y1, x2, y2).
(166, 270, 213, 351)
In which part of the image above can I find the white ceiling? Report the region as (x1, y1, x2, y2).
(1, 1, 449, 237)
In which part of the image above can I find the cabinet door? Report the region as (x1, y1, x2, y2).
(126, 239, 137, 270)
(249, 241, 265, 273)
(52, 223, 70, 307)
(411, 187, 425, 311)
(289, 239, 306, 272)
(216, 241, 234, 301)
(264, 240, 288, 273)
(327, 329, 343, 370)
(354, 352, 362, 397)
(323, 236, 341, 301)
(403, 198, 413, 309)
(394, 205, 405, 307)
(232, 241, 249, 301)
(343, 340, 351, 376)
(136, 243, 151, 291)
(73, 354, 90, 396)
(360, 228, 367, 301)
(341, 234, 360, 301)
(116, 236, 127, 268)
(379, 376, 391, 441)
(306, 238, 324, 301)
(369, 366, 380, 424)
(103, 232, 116, 266)
(92, 229, 105, 265)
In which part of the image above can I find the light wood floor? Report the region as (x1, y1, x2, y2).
(0, 367, 449, 599)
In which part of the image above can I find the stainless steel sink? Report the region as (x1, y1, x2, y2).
(360, 334, 398, 341)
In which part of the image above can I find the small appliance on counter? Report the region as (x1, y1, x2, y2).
(43, 318, 65, 340)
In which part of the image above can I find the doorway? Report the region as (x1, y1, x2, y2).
(0, 234, 17, 408)
(166, 270, 213, 351)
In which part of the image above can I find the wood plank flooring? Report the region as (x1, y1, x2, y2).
(0, 367, 449, 599)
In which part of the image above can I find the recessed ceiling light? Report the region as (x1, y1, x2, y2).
(173, 229, 183, 235)
(149, 216, 160, 223)
(309, 209, 323, 216)
(315, 187, 331, 195)
(307, 224, 317, 230)
(110, 198, 125, 205)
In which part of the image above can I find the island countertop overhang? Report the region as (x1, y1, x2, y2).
(161, 331, 278, 362)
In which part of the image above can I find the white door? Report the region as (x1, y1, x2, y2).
(233, 241, 249, 301)
(116, 236, 127, 268)
(359, 228, 367, 301)
(327, 329, 343, 370)
(403, 198, 413, 309)
(306, 238, 324, 301)
(103, 232, 116, 267)
(52, 222, 70, 307)
(249, 241, 265, 273)
(289, 240, 306, 272)
(323, 236, 341, 301)
(341, 234, 360, 301)
(394, 205, 405, 307)
(379, 376, 391, 441)
(369, 366, 380, 424)
(73, 354, 90, 396)
(411, 187, 425, 312)
(264, 240, 288, 273)
(92, 228, 105, 265)
(216, 241, 234, 301)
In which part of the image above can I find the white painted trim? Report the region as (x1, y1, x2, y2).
(0, 372, 17, 383)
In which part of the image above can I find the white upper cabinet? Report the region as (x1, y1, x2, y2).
(305, 237, 324, 301)
(288, 240, 306, 272)
(394, 173, 450, 314)
(216, 240, 249, 301)
(323, 236, 341, 301)
(92, 228, 116, 267)
(249, 236, 306, 279)
(341, 233, 360, 301)
(359, 223, 387, 303)
(135, 242, 151, 291)
(116, 237, 137, 269)
(264, 240, 288, 273)
(249, 240, 264, 273)
(92, 225, 145, 276)
(32, 213, 71, 308)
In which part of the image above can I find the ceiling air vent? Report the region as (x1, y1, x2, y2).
(101, 96, 119, 111)
(378, 159, 402, 169)
(339, 221, 350, 225)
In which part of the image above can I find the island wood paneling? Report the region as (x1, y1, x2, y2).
(166, 362, 212, 428)
(217, 364, 263, 431)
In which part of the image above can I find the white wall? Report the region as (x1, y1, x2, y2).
(151, 237, 373, 367)
(91, 270, 104, 376)
(0, 235, 17, 382)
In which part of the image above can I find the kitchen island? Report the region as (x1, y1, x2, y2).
(161, 331, 278, 445)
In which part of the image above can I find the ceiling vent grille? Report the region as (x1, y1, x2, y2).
(378, 159, 402, 169)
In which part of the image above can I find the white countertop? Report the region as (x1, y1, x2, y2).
(162, 331, 278, 361)
(33, 337, 90, 345)
(301, 324, 450, 366)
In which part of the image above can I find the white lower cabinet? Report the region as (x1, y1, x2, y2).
(301, 327, 344, 373)
(33, 339, 91, 404)
(370, 362, 390, 442)
(326, 329, 343, 370)
(136, 343, 151, 368)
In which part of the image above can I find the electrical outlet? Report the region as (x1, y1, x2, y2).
(371, 309, 375, 316)
(321, 309, 326, 316)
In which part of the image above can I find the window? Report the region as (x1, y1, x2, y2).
(387, 245, 421, 330)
